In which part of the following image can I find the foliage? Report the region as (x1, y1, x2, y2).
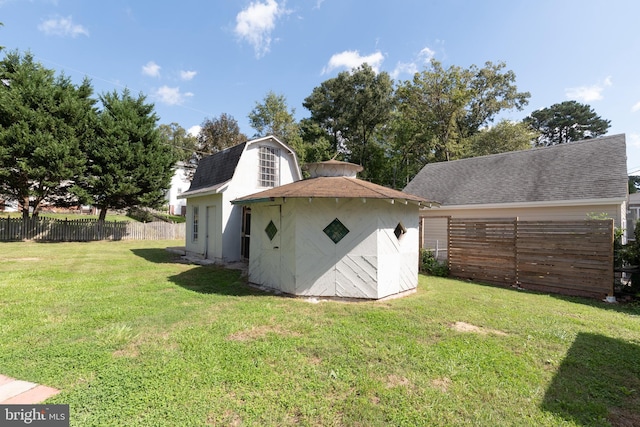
(394, 60, 530, 166)
(1, 240, 639, 425)
(0, 50, 96, 218)
(462, 120, 536, 158)
(77, 89, 176, 221)
(303, 64, 395, 181)
(419, 249, 450, 276)
(629, 176, 640, 194)
(198, 113, 247, 155)
(158, 122, 198, 169)
(523, 100, 611, 146)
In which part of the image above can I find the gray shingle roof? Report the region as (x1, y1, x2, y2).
(403, 134, 628, 206)
(184, 142, 247, 194)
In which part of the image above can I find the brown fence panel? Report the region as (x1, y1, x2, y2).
(448, 218, 517, 287)
(445, 218, 614, 299)
(516, 220, 613, 299)
(0, 217, 185, 242)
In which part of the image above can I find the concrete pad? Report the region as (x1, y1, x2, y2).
(0, 380, 37, 402)
(0, 375, 14, 386)
(2, 385, 60, 404)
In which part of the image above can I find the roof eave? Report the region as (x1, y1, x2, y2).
(426, 197, 627, 210)
(178, 180, 230, 199)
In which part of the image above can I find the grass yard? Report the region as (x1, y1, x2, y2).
(2, 212, 137, 222)
(0, 241, 638, 426)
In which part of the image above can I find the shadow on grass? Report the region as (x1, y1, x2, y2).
(542, 333, 640, 426)
(131, 248, 263, 297)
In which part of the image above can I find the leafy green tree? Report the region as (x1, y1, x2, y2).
(302, 64, 395, 181)
(198, 113, 247, 154)
(0, 50, 96, 219)
(523, 100, 610, 146)
(463, 120, 536, 158)
(78, 89, 176, 221)
(629, 176, 640, 194)
(395, 60, 530, 163)
(158, 122, 198, 164)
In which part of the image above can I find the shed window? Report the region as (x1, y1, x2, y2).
(265, 220, 278, 241)
(192, 206, 199, 242)
(394, 222, 407, 240)
(323, 218, 349, 244)
(259, 146, 279, 187)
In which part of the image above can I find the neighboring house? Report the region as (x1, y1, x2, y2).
(628, 192, 640, 240)
(232, 160, 437, 300)
(404, 134, 629, 256)
(165, 162, 190, 216)
(0, 199, 19, 213)
(178, 136, 302, 263)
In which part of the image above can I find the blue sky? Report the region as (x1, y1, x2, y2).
(1, 0, 639, 174)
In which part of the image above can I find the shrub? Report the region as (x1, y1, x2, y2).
(420, 249, 449, 277)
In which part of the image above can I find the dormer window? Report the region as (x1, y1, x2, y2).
(259, 146, 279, 187)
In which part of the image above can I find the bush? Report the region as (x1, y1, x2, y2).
(420, 249, 449, 277)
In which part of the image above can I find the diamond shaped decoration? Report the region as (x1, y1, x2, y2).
(323, 218, 349, 244)
(394, 222, 406, 240)
(265, 220, 278, 241)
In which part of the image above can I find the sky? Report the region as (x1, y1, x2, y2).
(1, 0, 639, 174)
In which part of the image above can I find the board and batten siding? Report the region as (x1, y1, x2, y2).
(248, 198, 420, 299)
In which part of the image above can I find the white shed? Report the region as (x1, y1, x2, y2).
(233, 160, 436, 300)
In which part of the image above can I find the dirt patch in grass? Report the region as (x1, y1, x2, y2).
(386, 374, 411, 388)
(450, 321, 508, 336)
(608, 406, 640, 427)
(431, 377, 452, 393)
(226, 325, 300, 342)
(0, 257, 41, 262)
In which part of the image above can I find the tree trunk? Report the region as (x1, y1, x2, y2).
(98, 206, 108, 222)
(21, 196, 29, 220)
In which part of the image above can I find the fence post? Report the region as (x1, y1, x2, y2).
(514, 217, 519, 288)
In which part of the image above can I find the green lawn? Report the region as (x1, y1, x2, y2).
(0, 241, 638, 426)
(2, 212, 137, 222)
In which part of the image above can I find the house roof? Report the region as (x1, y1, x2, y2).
(403, 134, 628, 206)
(180, 142, 247, 197)
(232, 176, 436, 207)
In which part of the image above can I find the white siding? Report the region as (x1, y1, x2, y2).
(248, 197, 420, 299)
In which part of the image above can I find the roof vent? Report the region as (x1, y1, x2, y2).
(303, 159, 363, 178)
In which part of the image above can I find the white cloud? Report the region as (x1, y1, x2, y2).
(187, 125, 201, 137)
(322, 50, 385, 75)
(391, 46, 435, 79)
(180, 70, 197, 81)
(38, 15, 89, 37)
(632, 101, 640, 113)
(142, 61, 161, 78)
(565, 76, 612, 102)
(153, 86, 193, 105)
(234, 0, 287, 58)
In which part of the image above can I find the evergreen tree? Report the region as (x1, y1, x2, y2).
(0, 50, 95, 218)
(78, 89, 176, 221)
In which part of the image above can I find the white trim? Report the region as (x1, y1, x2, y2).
(178, 181, 230, 199)
(427, 197, 627, 211)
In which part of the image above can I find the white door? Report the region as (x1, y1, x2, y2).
(205, 205, 217, 260)
(261, 205, 281, 288)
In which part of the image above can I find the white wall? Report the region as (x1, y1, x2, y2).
(185, 194, 223, 260)
(248, 197, 420, 299)
(166, 165, 190, 215)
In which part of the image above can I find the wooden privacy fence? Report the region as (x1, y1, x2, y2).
(0, 217, 185, 242)
(447, 218, 614, 299)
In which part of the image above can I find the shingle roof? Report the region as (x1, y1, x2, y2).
(403, 134, 628, 206)
(181, 142, 246, 196)
(233, 176, 435, 206)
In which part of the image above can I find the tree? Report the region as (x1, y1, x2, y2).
(630, 176, 640, 194)
(523, 100, 611, 146)
(463, 120, 536, 158)
(158, 122, 199, 180)
(248, 91, 301, 145)
(303, 64, 395, 181)
(395, 60, 530, 163)
(0, 50, 96, 219)
(78, 89, 176, 221)
(198, 113, 247, 155)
